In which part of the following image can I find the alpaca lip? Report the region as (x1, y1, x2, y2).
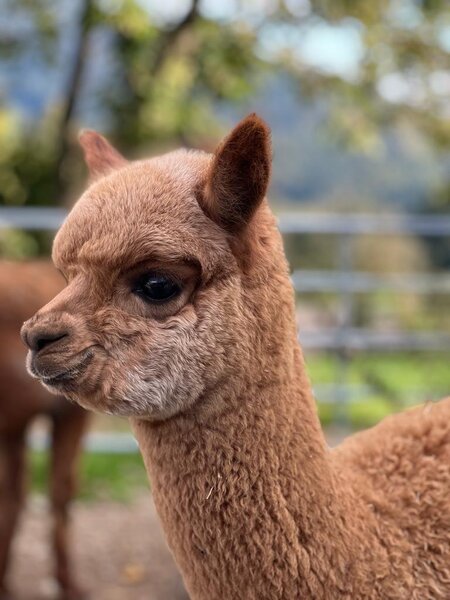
(37, 349, 95, 388)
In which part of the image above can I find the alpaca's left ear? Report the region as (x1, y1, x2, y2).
(79, 130, 128, 179)
(203, 114, 271, 233)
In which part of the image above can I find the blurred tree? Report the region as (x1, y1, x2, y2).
(0, 0, 261, 212)
(0, 0, 448, 215)
(265, 0, 449, 155)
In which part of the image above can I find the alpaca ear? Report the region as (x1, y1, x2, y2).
(203, 114, 271, 233)
(78, 130, 128, 179)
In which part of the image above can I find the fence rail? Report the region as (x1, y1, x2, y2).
(0, 207, 67, 230)
(292, 270, 450, 294)
(278, 212, 450, 236)
(2, 207, 450, 235)
(299, 328, 450, 351)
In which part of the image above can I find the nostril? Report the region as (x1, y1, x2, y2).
(26, 331, 68, 353)
(35, 333, 67, 352)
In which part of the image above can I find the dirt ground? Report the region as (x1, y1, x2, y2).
(8, 493, 188, 600)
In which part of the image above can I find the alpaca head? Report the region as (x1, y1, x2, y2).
(22, 115, 293, 420)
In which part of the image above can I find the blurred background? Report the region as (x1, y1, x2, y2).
(0, 0, 449, 597)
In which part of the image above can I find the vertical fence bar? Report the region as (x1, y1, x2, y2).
(334, 233, 355, 422)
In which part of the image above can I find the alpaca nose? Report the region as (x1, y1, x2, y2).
(21, 324, 68, 353)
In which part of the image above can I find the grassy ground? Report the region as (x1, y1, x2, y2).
(30, 451, 149, 502)
(305, 351, 449, 395)
(305, 351, 449, 428)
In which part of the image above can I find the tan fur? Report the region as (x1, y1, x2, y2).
(78, 129, 128, 179)
(22, 116, 450, 599)
(0, 261, 89, 600)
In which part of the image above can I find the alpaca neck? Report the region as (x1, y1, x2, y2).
(132, 346, 366, 599)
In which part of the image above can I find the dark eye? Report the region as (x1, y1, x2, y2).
(134, 273, 181, 303)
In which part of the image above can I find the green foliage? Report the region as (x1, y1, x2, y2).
(0, 229, 40, 258)
(0, 0, 265, 223)
(107, 16, 260, 145)
(292, 0, 450, 152)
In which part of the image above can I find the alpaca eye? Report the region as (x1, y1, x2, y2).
(134, 273, 181, 303)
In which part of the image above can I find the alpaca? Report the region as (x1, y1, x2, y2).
(0, 261, 89, 600)
(21, 116, 450, 600)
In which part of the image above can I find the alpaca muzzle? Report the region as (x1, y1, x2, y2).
(21, 314, 95, 392)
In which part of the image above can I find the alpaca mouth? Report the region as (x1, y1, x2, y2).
(36, 348, 95, 389)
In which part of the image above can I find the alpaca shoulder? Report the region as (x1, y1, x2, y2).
(331, 396, 450, 529)
(332, 396, 450, 473)
(330, 397, 450, 598)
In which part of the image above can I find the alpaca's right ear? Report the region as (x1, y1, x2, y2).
(203, 114, 272, 233)
(79, 130, 128, 179)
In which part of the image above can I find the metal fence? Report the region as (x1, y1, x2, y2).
(278, 211, 450, 410)
(279, 212, 450, 349)
(1, 207, 449, 445)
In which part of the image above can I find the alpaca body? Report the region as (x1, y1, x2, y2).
(21, 117, 450, 600)
(0, 261, 89, 600)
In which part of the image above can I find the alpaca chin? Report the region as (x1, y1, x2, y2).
(71, 362, 204, 421)
(101, 375, 177, 419)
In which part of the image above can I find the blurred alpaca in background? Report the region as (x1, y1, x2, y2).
(0, 261, 89, 600)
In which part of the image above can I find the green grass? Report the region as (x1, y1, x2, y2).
(317, 396, 397, 429)
(30, 451, 149, 502)
(304, 352, 449, 397)
(305, 351, 449, 428)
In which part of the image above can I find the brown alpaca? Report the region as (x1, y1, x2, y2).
(21, 116, 450, 599)
(0, 261, 89, 600)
